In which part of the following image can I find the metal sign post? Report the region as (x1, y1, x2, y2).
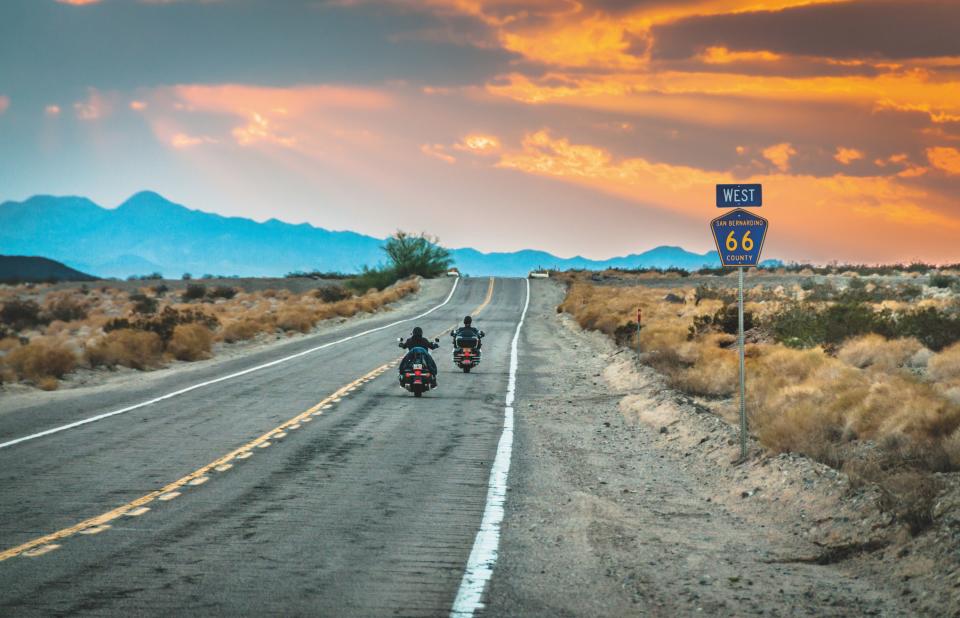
(711, 196, 768, 462)
(737, 267, 746, 459)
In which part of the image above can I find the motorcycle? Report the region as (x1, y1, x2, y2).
(398, 337, 440, 397)
(451, 329, 484, 373)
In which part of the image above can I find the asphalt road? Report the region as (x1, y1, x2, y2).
(0, 276, 529, 616)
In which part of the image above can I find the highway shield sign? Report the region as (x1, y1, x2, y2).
(710, 209, 768, 267)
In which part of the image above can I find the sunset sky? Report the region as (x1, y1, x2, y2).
(1, 0, 959, 263)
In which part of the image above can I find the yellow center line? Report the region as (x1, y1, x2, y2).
(440, 276, 495, 337)
(0, 361, 391, 562)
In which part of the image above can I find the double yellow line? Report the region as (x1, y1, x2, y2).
(0, 277, 497, 563)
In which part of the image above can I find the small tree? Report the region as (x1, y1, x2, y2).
(383, 231, 452, 279)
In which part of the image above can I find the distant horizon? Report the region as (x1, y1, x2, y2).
(2, 190, 720, 264)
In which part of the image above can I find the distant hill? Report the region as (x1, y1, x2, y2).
(0, 192, 722, 277)
(0, 255, 97, 283)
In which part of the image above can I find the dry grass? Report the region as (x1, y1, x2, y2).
(275, 307, 317, 333)
(0, 277, 420, 389)
(85, 329, 164, 370)
(167, 323, 214, 361)
(928, 341, 960, 382)
(4, 340, 78, 387)
(838, 334, 923, 371)
(560, 274, 960, 485)
(220, 318, 270, 343)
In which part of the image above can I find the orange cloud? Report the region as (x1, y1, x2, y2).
(762, 142, 796, 172)
(45, 104, 60, 116)
(927, 147, 960, 175)
(421, 143, 456, 164)
(0, 96, 8, 114)
(55, 0, 101, 4)
(170, 84, 390, 148)
(130, 100, 148, 111)
(170, 133, 217, 149)
(232, 112, 296, 148)
(454, 133, 500, 155)
(700, 47, 781, 64)
(495, 130, 960, 261)
(834, 147, 863, 165)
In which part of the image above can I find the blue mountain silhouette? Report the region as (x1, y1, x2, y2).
(0, 191, 722, 278)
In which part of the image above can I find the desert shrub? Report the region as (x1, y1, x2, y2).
(152, 284, 169, 296)
(896, 307, 960, 352)
(182, 284, 207, 301)
(878, 472, 942, 535)
(129, 293, 159, 314)
(208, 286, 237, 300)
(1, 299, 45, 330)
(6, 340, 77, 383)
(43, 293, 88, 322)
(220, 318, 269, 343)
(383, 230, 451, 278)
(314, 284, 353, 303)
(689, 304, 755, 339)
(769, 303, 825, 348)
(838, 335, 922, 370)
(167, 323, 213, 361)
(929, 274, 956, 289)
(181, 273, 192, 280)
(105, 306, 219, 344)
(821, 301, 885, 346)
(346, 267, 400, 293)
(694, 285, 734, 304)
(671, 338, 739, 396)
(928, 342, 960, 382)
(85, 329, 164, 370)
(276, 307, 317, 333)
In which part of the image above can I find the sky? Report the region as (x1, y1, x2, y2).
(1, 0, 959, 263)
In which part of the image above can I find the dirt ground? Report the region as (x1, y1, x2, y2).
(486, 280, 959, 617)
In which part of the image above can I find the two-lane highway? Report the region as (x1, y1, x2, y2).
(0, 277, 529, 616)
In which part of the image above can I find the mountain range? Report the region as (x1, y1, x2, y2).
(0, 192, 723, 278)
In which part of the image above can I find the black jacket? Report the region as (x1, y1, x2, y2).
(453, 326, 481, 339)
(403, 336, 437, 351)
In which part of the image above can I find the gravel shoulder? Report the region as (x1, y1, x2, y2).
(486, 280, 916, 617)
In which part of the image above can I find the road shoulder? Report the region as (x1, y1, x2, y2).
(485, 280, 909, 616)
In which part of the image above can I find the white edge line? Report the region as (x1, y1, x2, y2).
(0, 278, 461, 451)
(450, 277, 530, 617)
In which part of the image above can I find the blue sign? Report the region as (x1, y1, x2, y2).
(716, 183, 762, 207)
(710, 209, 769, 267)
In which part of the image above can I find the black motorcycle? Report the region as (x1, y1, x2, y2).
(451, 329, 484, 373)
(398, 338, 440, 397)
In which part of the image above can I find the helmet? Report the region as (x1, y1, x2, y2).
(463, 316, 472, 326)
(412, 326, 423, 337)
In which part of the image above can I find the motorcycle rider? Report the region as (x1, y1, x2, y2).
(451, 315, 483, 349)
(401, 326, 439, 385)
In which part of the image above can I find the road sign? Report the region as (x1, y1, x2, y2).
(710, 209, 769, 267)
(716, 183, 762, 207)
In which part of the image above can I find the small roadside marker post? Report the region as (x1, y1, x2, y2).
(636, 307, 642, 357)
(711, 189, 768, 461)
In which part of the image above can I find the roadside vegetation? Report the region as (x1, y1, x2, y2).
(0, 279, 419, 391)
(557, 267, 960, 534)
